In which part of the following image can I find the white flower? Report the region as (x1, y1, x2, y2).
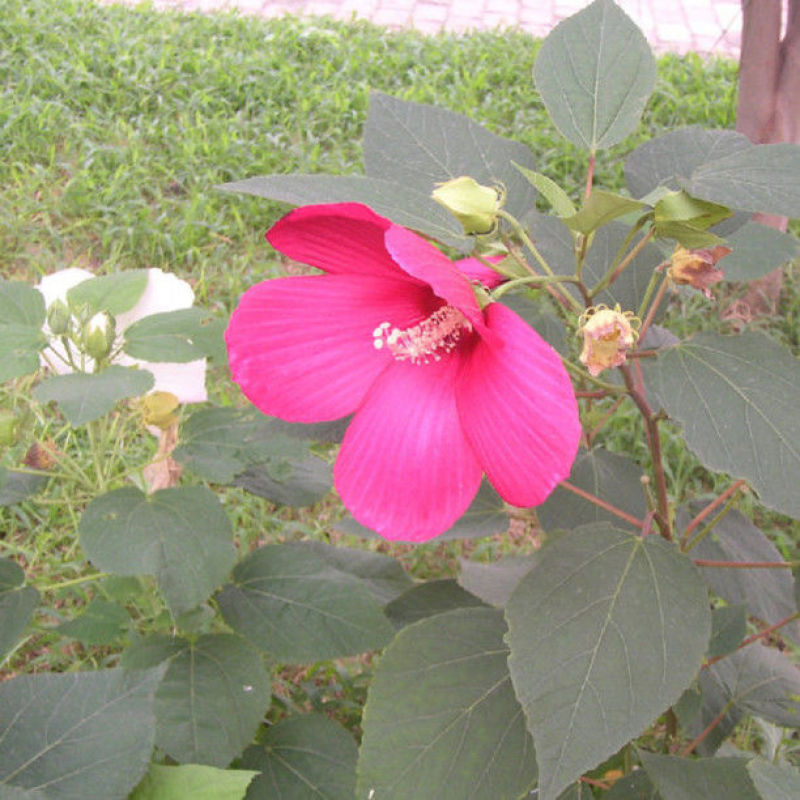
(36, 267, 207, 404)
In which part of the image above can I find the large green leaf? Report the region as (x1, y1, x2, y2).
(0, 279, 46, 327)
(720, 222, 799, 282)
(686, 142, 800, 218)
(173, 406, 308, 484)
(217, 542, 394, 662)
(356, 607, 537, 800)
(0, 324, 47, 382)
(639, 752, 759, 800)
(625, 127, 751, 200)
(122, 634, 271, 767)
(563, 191, 646, 235)
(0, 559, 38, 661)
(457, 555, 537, 608)
(538, 448, 647, 533)
(707, 605, 747, 660)
(0, 468, 46, 506)
(56, 597, 130, 646)
(219, 174, 468, 251)
(232, 455, 332, 507)
(384, 579, 486, 629)
(79, 486, 236, 616)
(747, 759, 800, 800)
(703, 645, 800, 728)
(644, 333, 800, 521)
(0, 666, 165, 800)
(680, 505, 798, 641)
(66, 271, 148, 315)
(605, 770, 660, 799)
(123, 308, 210, 362)
(242, 714, 358, 800)
(534, 0, 655, 151)
(130, 764, 258, 800)
(33, 365, 154, 426)
(686, 669, 743, 756)
(363, 92, 537, 225)
(506, 524, 711, 800)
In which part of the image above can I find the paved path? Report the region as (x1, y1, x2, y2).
(123, 0, 758, 58)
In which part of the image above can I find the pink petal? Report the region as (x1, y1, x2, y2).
(226, 274, 434, 422)
(266, 203, 417, 282)
(334, 356, 483, 542)
(457, 302, 580, 507)
(455, 254, 507, 289)
(384, 225, 488, 334)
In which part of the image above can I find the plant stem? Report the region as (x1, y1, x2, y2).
(638, 274, 670, 341)
(681, 479, 747, 551)
(704, 612, 800, 669)
(562, 359, 625, 393)
(584, 153, 595, 200)
(681, 702, 733, 756)
(559, 480, 645, 528)
(40, 572, 110, 592)
(620, 364, 672, 539)
(693, 559, 798, 569)
(591, 227, 655, 298)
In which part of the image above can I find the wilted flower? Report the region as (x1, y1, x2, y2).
(578, 304, 639, 376)
(432, 176, 504, 235)
(226, 203, 581, 542)
(36, 267, 207, 403)
(667, 244, 731, 298)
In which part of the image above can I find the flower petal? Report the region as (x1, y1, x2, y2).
(335, 356, 483, 542)
(457, 302, 580, 507)
(226, 274, 434, 422)
(36, 267, 94, 307)
(384, 225, 488, 333)
(115, 354, 207, 404)
(266, 203, 416, 282)
(115, 268, 195, 332)
(455, 254, 507, 289)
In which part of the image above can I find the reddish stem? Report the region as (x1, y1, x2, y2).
(560, 480, 645, 529)
(585, 154, 595, 200)
(637, 273, 668, 341)
(694, 560, 795, 569)
(704, 612, 800, 668)
(681, 704, 730, 756)
(576, 390, 610, 399)
(681, 480, 747, 548)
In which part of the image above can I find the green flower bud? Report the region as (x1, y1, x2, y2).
(46, 299, 72, 336)
(83, 311, 116, 361)
(431, 176, 504, 235)
(0, 409, 19, 446)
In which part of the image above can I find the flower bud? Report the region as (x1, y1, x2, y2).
(432, 176, 504, 235)
(578, 305, 639, 377)
(667, 245, 731, 298)
(141, 391, 180, 430)
(46, 299, 72, 336)
(0, 410, 19, 446)
(82, 311, 116, 361)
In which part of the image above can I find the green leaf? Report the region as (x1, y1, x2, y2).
(356, 607, 537, 800)
(232, 455, 332, 507)
(538, 448, 647, 533)
(501, 293, 568, 355)
(0, 280, 46, 327)
(625, 127, 752, 200)
(33, 365, 154, 426)
(563, 191, 646, 235)
(0, 666, 165, 800)
(363, 92, 538, 227)
(644, 333, 800, 521)
(506, 524, 711, 800)
(720, 222, 799, 282)
(534, 0, 655, 151)
(0, 468, 46, 507)
(219, 174, 468, 251)
(384, 579, 486, 629)
(681, 505, 798, 640)
(123, 308, 210, 362)
(242, 714, 357, 800)
(217, 542, 394, 662)
(57, 597, 130, 646)
(513, 163, 577, 217)
(653, 190, 732, 230)
(688, 668, 743, 756)
(651, 221, 726, 249)
(639, 752, 759, 800)
(122, 633, 271, 767)
(130, 764, 258, 800)
(707, 605, 747, 660)
(0, 324, 47, 382)
(686, 142, 800, 218)
(66, 270, 148, 315)
(457, 555, 537, 608)
(79, 486, 236, 616)
(173, 406, 308, 484)
(747, 759, 800, 800)
(704, 645, 800, 728)
(0, 561, 38, 660)
(605, 770, 661, 799)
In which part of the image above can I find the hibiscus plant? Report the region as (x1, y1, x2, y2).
(2, 0, 800, 798)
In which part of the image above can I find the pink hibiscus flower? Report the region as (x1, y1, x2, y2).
(225, 203, 580, 542)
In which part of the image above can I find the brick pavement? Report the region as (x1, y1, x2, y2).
(109, 0, 763, 59)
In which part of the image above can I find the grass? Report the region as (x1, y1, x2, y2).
(2, 0, 799, 764)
